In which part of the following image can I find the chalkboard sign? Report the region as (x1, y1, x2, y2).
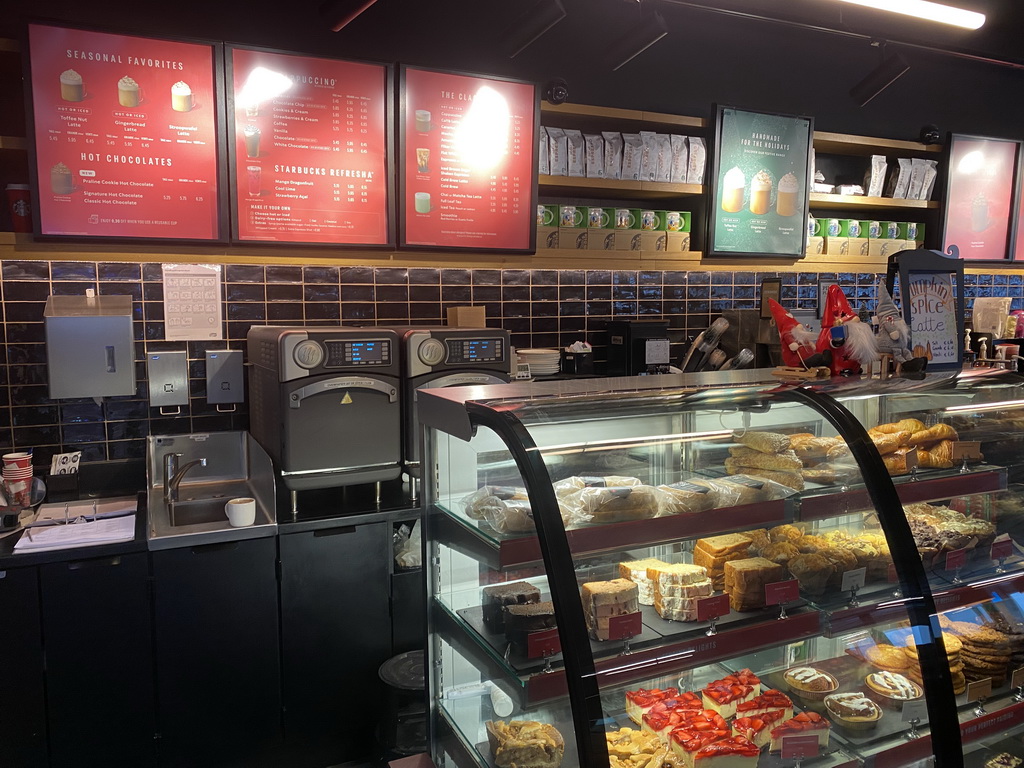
(886, 248, 965, 372)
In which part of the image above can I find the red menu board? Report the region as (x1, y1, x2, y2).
(401, 67, 537, 251)
(27, 24, 221, 240)
(230, 48, 390, 244)
(943, 135, 1019, 261)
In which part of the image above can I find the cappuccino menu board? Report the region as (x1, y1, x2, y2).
(942, 134, 1018, 261)
(27, 24, 221, 240)
(401, 67, 537, 251)
(708, 106, 813, 258)
(229, 48, 389, 244)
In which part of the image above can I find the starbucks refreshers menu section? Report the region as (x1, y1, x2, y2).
(402, 68, 536, 251)
(28, 24, 220, 240)
(230, 48, 389, 244)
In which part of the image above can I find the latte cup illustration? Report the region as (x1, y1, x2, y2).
(414, 192, 431, 214)
(415, 110, 432, 132)
(171, 81, 194, 112)
(416, 147, 430, 173)
(118, 75, 141, 107)
(776, 172, 799, 217)
(749, 170, 773, 216)
(244, 125, 261, 158)
(59, 69, 84, 102)
(721, 166, 745, 213)
(51, 162, 73, 195)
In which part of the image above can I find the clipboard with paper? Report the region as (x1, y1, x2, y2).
(27, 496, 138, 527)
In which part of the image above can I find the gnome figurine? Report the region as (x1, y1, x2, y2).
(815, 284, 879, 376)
(768, 298, 817, 368)
(874, 281, 913, 365)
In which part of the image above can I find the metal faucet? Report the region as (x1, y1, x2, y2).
(163, 452, 208, 503)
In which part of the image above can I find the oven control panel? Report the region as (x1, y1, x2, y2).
(292, 337, 393, 370)
(444, 337, 505, 364)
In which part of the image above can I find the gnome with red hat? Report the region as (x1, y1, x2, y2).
(768, 298, 818, 368)
(815, 283, 879, 376)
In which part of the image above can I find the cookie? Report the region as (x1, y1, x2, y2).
(867, 644, 910, 671)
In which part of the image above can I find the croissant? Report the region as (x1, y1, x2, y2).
(883, 452, 908, 475)
(826, 442, 851, 461)
(788, 433, 817, 446)
(916, 446, 954, 469)
(909, 423, 959, 446)
(870, 418, 926, 436)
(792, 437, 842, 461)
(872, 430, 912, 455)
(928, 439, 955, 464)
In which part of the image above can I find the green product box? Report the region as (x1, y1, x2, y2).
(537, 204, 559, 228)
(665, 210, 691, 233)
(838, 219, 863, 238)
(914, 222, 926, 245)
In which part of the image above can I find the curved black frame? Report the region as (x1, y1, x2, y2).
(442, 380, 969, 767)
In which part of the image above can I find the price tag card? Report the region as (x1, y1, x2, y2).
(781, 734, 819, 759)
(764, 579, 800, 606)
(526, 628, 561, 659)
(1011, 667, 1024, 690)
(841, 566, 867, 592)
(49, 451, 82, 475)
(991, 535, 1014, 561)
(606, 612, 642, 641)
(945, 547, 968, 571)
(887, 562, 899, 583)
(966, 678, 993, 702)
(696, 594, 730, 623)
(901, 699, 929, 723)
(952, 441, 982, 461)
(905, 449, 920, 470)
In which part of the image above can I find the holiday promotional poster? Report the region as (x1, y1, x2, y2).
(709, 107, 812, 258)
(230, 48, 389, 244)
(943, 135, 1019, 261)
(401, 67, 536, 251)
(28, 24, 221, 240)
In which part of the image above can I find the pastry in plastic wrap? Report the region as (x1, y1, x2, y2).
(716, 473, 798, 504)
(800, 463, 859, 484)
(791, 435, 845, 462)
(486, 719, 565, 768)
(463, 486, 528, 519)
(566, 484, 661, 523)
(731, 430, 790, 454)
(553, 475, 641, 498)
(739, 527, 771, 554)
(787, 553, 834, 595)
(724, 557, 785, 611)
(724, 459, 805, 490)
(727, 446, 802, 471)
(657, 480, 719, 515)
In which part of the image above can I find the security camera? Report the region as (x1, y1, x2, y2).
(919, 124, 941, 145)
(544, 78, 569, 105)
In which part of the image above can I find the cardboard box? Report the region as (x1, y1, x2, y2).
(446, 306, 487, 327)
(667, 231, 692, 252)
(824, 237, 851, 256)
(639, 231, 667, 251)
(537, 226, 559, 249)
(613, 230, 643, 251)
(868, 239, 908, 258)
(586, 229, 616, 250)
(914, 222, 926, 246)
(805, 236, 824, 256)
(559, 228, 589, 249)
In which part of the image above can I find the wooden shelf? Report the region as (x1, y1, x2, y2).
(539, 175, 702, 200)
(0, 39, 19, 54)
(541, 102, 705, 133)
(809, 193, 938, 211)
(0, 136, 27, 151)
(813, 130, 942, 158)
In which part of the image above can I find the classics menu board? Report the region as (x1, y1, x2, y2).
(400, 67, 537, 252)
(27, 24, 222, 240)
(229, 48, 390, 245)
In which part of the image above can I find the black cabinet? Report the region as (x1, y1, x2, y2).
(279, 522, 392, 765)
(39, 552, 157, 768)
(0, 566, 47, 768)
(151, 536, 282, 768)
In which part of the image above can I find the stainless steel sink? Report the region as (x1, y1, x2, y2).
(169, 496, 233, 527)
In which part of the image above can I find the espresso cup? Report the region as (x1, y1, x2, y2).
(225, 497, 256, 527)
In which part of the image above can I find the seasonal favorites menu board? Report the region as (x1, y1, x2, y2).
(401, 67, 536, 251)
(28, 24, 221, 240)
(230, 48, 389, 244)
(709, 107, 812, 258)
(943, 135, 1018, 261)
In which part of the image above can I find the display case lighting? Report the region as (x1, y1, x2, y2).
(833, 0, 985, 30)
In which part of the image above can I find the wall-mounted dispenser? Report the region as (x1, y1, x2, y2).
(44, 294, 135, 399)
(205, 349, 244, 409)
(147, 351, 189, 414)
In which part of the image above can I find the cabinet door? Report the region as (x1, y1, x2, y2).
(40, 552, 156, 767)
(0, 567, 47, 768)
(152, 537, 281, 768)
(279, 522, 391, 763)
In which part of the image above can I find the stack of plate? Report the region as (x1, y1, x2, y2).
(517, 348, 561, 377)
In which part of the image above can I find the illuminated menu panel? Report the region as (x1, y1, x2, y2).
(324, 339, 390, 366)
(230, 47, 390, 245)
(28, 24, 221, 240)
(401, 67, 537, 252)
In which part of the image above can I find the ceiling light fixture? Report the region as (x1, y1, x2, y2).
(833, 0, 985, 30)
(505, 0, 567, 58)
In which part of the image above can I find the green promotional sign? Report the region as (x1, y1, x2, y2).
(709, 106, 813, 257)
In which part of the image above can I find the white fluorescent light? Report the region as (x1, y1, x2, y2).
(834, 0, 985, 29)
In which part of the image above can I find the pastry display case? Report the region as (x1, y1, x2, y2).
(419, 368, 1024, 768)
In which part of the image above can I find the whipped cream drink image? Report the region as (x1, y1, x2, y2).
(749, 169, 773, 215)
(776, 172, 799, 217)
(118, 75, 140, 107)
(171, 81, 193, 112)
(60, 69, 84, 101)
(721, 166, 745, 213)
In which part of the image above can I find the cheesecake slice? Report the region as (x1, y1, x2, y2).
(690, 735, 761, 768)
(640, 693, 705, 742)
(668, 711, 731, 766)
(731, 708, 788, 749)
(768, 711, 830, 752)
(702, 682, 755, 718)
(625, 686, 679, 725)
(734, 689, 793, 720)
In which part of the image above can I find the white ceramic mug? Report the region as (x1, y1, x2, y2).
(225, 497, 256, 527)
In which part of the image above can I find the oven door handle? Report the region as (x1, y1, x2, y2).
(289, 376, 398, 407)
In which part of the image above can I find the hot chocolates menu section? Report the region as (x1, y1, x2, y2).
(401, 67, 537, 251)
(27, 24, 221, 240)
(229, 48, 390, 244)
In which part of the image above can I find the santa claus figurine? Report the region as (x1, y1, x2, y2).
(768, 298, 817, 368)
(816, 283, 879, 376)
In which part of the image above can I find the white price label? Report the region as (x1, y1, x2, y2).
(841, 567, 867, 592)
(49, 451, 82, 475)
(901, 699, 928, 722)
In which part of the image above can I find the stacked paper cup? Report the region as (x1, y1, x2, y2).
(3, 452, 33, 506)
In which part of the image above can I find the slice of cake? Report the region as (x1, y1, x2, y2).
(735, 689, 793, 720)
(641, 693, 705, 742)
(724, 557, 785, 612)
(694, 534, 753, 590)
(668, 711, 731, 765)
(581, 578, 639, 641)
(654, 590, 714, 622)
(768, 711, 830, 752)
(690, 735, 761, 768)
(648, 563, 714, 621)
(732, 709, 788, 749)
(482, 581, 541, 632)
(625, 687, 679, 724)
(486, 720, 564, 768)
(701, 682, 755, 719)
(619, 558, 671, 606)
(504, 601, 556, 647)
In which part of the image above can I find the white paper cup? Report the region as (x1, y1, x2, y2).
(225, 497, 256, 527)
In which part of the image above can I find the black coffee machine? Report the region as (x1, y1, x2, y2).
(606, 319, 671, 375)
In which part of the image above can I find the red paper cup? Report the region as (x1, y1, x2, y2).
(5, 184, 32, 233)
(3, 452, 32, 469)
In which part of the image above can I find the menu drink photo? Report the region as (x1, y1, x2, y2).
(400, 66, 538, 252)
(27, 23, 223, 241)
(229, 47, 391, 245)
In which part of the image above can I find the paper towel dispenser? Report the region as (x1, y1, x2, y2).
(44, 294, 136, 399)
